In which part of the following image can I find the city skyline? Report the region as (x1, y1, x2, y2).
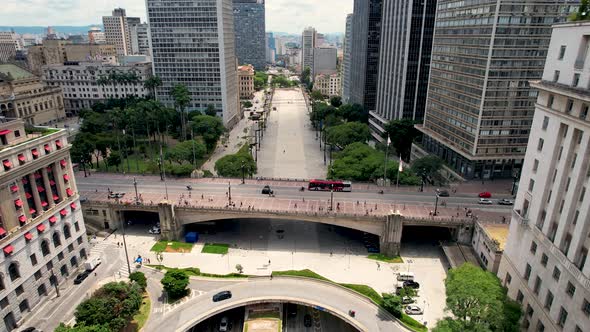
(1, 0, 352, 34)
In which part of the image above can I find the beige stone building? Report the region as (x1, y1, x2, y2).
(0, 64, 66, 125)
(237, 65, 255, 99)
(313, 73, 341, 97)
(27, 40, 116, 75)
(102, 8, 136, 56)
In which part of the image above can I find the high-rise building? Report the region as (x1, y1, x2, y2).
(146, 0, 239, 127)
(315, 33, 325, 47)
(0, 32, 20, 63)
(349, 0, 382, 113)
(0, 117, 88, 331)
(415, 0, 577, 180)
(342, 14, 353, 102)
(232, 0, 266, 70)
(370, 0, 437, 141)
(88, 27, 106, 44)
(302, 27, 317, 73)
(102, 8, 138, 56)
(312, 47, 337, 77)
(498, 21, 590, 332)
(265, 32, 276, 63)
(129, 23, 150, 57)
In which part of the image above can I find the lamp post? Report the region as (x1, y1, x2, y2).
(511, 170, 520, 196)
(133, 177, 139, 204)
(50, 268, 60, 297)
(434, 191, 440, 216)
(118, 213, 132, 275)
(241, 161, 245, 184)
(329, 184, 334, 211)
(228, 182, 232, 206)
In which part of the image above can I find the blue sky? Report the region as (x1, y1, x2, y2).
(2, 0, 352, 33)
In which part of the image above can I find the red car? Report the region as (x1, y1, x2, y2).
(479, 192, 492, 198)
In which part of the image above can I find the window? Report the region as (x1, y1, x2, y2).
(77, 236, 83, 245)
(516, 290, 524, 303)
(581, 104, 589, 119)
(14, 130, 20, 137)
(505, 272, 512, 285)
(34, 270, 41, 280)
(533, 159, 539, 172)
(529, 179, 535, 192)
(545, 290, 554, 310)
(37, 284, 46, 297)
(541, 253, 548, 267)
(548, 95, 555, 107)
(46, 260, 53, 270)
(15, 285, 23, 296)
(566, 281, 576, 297)
(566, 99, 574, 113)
(68, 244, 74, 253)
(30, 254, 37, 266)
(41, 240, 50, 256)
(558, 307, 568, 328)
(0, 298, 8, 309)
(537, 321, 545, 332)
(63, 225, 71, 239)
(74, 221, 80, 232)
(533, 276, 542, 295)
(8, 263, 20, 281)
(554, 70, 560, 82)
(582, 299, 590, 317)
(558, 45, 566, 60)
(553, 267, 561, 281)
(581, 188, 587, 202)
(542, 116, 549, 130)
(575, 326, 582, 332)
(530, 241, 538, 254)
(526, 303, 534, 317)
(19, 299, 28, 313)
(573, 73, 580, 87)
(537, 138, 544, 151)
(525, 263, 532, 280)
(57, 252, 64, 261)
(52, 232, 61, 248)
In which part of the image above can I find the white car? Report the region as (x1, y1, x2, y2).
(478, 198, 493, 205)
(219, 316, 228, 332)
(148, 227, 161, 234)
(405, 305, 423, 315)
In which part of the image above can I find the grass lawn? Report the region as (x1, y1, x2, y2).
(131, 294, 151, 331)
(400, 314, 428, 332)
(271, 269, 331, 281)
(340, 283, 383, 305)
(150, 241, 194, 253)
(367, 253, 404, 263)
(201, 243, 230, 254)
(146, 265, 247, 279)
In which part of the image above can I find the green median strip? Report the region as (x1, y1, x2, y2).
(367, 253, 404, 263)
(146, 265, 248, 278)
(201, 243, 230, 254)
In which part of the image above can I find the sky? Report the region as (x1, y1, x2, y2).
(1, 0, 353, 34)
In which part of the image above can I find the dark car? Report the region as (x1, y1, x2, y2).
(367, 247, 380, 253)
(288, 304, 297, 317)
(403, 280, 420, 289)
(212, 290, 232, 302)
(261, 185, 272, 194)
(74, 271, 90, 284)
(304, 314, 312, 327)
(437, 189, 450, 197)
(21, 328, 41, 332)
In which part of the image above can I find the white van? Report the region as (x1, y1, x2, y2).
(397, 272, 415, 281)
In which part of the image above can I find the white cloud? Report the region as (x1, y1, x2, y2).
(1, 0, 352, 33)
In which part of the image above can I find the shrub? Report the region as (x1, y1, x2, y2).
(129, 272, 147, 290)
(161, 270, 189, 300)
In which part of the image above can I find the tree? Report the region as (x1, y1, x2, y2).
(191, 115, 225, 152)
(71, 133, 95, 176)
(381, 293, 403, 318)
(129, 271, 147, 290)
(106, 151, 122, 171)
(338, 103, 367, 123)
(205, 104, 217, 117)
(329, 96, 342, 108)
(501, 299, 523, 332)
(569, 0, 589, 21)
(166, 140, 206, 164)
(443, 263, 505, 331)
(383, 119, 419, 160)
(161, 270, 189, 300)
(411, 155, 444, 183)
(301, 66, 311, 89)
(325, 122, 371, 149)
(144, 75, 162, 99)
(171, 84, 191, 141)
(272, 75, 295, 88)
(242, 101, 253, 108)
(215, 144, 257, 177)
(254, 71, 268, 90)
(310, 90, 324, 101)
(55, 323, 110, 332)
(80, 111, 108, 134)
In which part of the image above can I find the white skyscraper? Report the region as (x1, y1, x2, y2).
(146, 0, 239, 127)
(302, 27, 316, 73)
(498, 21, 590, 332)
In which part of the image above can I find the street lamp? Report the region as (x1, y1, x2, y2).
(434, 191, 440, 216)
(511, 170, 520, 196)
(118, 213, 132, 275)
(329, 184, 334, 211)
(50, 268, 60, 297)
(241, 161, 245, 184)
(133, 177, 139, 204)
(228, 182, 232, 206)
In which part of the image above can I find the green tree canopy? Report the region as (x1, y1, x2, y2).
(106, 151, 122, 171)
(411, 155, 444, 182)
(129, 271, 147, 290)
(301, 66, 311, 88)
(242, 101, 253, 108)
(272, 75, 296, 88)
(381, 293, 403, 318)
(325, 122, 371, 149)
(161, 270, 189, 300)
(190, 115, 225, 152)
(330, 96, 342, 108)
(166, 140, 206, 164)
(55, 323, 111, 332)
(383, 119, 420, 160)
(80, 111, 108, 134)
(215, 144, 257, 177)
(254, 71, 269, 90)
(310, 90, 324, 101)
(337, 103, 367, 123)
(569, 0, 589, 21)
(205, 104, 217, 117)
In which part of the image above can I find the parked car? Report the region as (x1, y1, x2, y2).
(288, 304, 297, 317)
(478, 198, 493, 205)
(79, 196, 88, 203)
(367, 247, 379, 253)
(437, 189, 450, 197)
(107, 192, 125, 199)
(403, 280, 420, 289)
(402, 296, 415, 304)
(304, 314, 312, 327)
(261, 185, 272, 194)
(478, 191, 492, 198)
(212, 291, 232, 302)
(498, 198, 514, 205)
(148, 228, 161, 234)
(74, 271, 90, 284)
(219, 316, 229, 332)
(405, 305, 424, 315)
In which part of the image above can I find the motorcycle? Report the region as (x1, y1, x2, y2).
(378, 190, 384, 195)
(300, 186, 305, 192)
(348, 310, 356, 317)
(186, 185, 192, 191)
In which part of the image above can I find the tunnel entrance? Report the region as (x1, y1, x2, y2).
(401, 225, 453, 245)
(121, 210, 160, 226)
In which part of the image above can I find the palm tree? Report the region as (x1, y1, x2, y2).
(144, 75, 162, 100)
(171, 84, 190, 141)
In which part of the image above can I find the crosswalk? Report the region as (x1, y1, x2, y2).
(88, 240, 132, 279)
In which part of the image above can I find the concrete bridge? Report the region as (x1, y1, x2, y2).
(81, 198, 474, 256)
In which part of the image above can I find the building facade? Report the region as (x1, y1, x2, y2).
(129, 23, 150, 57)
(0, 64, 66, 126)
(146, 0, 239, 127)
(342, 14, 353, 103)
(313, 73, 341, 97)
(302, 27, 316, 73)
(27, 41, 116, 75)
(349, 0, 382, 113)
(0, 118, 88, 331)
(370, 0, 437, 141)
(237, 64, 254, 99)
(312, 47, 337, 77)
(42, 62, 151, 114)
(471, 221, 508, 274)
(88, 27, 106, 45)
(233, 0, 266, 70)
(0, 32, 20, 63)
(102, 8, 136, 56)
(498, 21, 590, 332)
(415, 0, 577, 180)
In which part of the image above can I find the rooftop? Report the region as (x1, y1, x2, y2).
(0, 64, 35, 80)
(481, 223, 509, 251)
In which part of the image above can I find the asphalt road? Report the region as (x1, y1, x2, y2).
(76, 175, 512, 212)
(146, 276, 406, 332)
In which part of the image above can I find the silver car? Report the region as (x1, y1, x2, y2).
(478, 198, 493, 205)
(405, 305, 423, 315)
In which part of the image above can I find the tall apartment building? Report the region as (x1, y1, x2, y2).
(415, 0, 577, 180)
(0, 118, 88, 331)
(498, 21, 590, 332)
(26, 40, 116, 75)
(146, 0, 239, 128)
(312, 47, 337, 77)
(342, 14, 353, 102)
(42, 61, 151, 115)
(102, 8, 137, 56)
(349, 0, 382, 113)
(0, 64, 66, 125)
(0, 32, 20, 63)
(129, 23, 150, 57)
(370, 0, 437, 141)
(302, 27, 317, 73)
(232, 0, 266, 70)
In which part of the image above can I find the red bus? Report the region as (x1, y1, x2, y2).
(308, 179, 352, 192)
